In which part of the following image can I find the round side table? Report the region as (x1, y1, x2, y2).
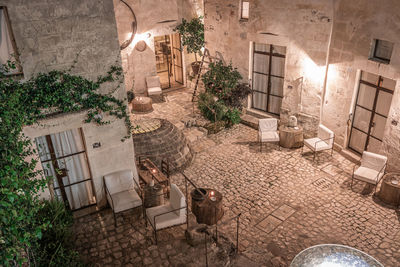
(131, 96, 153, 113)
(279, 125, 304, 148)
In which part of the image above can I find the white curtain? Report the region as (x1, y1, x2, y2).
(35, 129, 95, 210)
(0, 9, 17, 74)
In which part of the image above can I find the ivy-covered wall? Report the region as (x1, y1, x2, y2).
(1, 0, 138, 206)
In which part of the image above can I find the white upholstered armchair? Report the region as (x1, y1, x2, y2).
(104, 169, 143, 226)
(145, 76, 162, 97)
(145, 184, 187, 244)
(258, 118, 280, 151)
(351, 151, 387, 194)
(302, 124, 334, 161)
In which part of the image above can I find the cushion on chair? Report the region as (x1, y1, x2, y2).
(169, 184, 186, 217)
(110, 189, 142, 213)
(147, 87, 162, 95)
(361, 151, 387, 172)
(259, 131, 279, 142)
(317, 124, 334, 148)
(259, 118, 278, 132)
(146, 204, 186, 230)
(353, 166, 384, 185)
(146, 76, 161, 88)
(304, 137, 330, 152)
(104, 170, 138, 195)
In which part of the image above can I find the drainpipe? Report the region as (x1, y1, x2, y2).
(320, 0, 336, 122)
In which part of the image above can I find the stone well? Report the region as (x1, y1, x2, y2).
(132, 118, 193, 172)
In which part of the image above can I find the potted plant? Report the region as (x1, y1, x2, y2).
(174, 17, 205, 75)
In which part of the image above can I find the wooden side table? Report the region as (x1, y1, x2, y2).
(131, 96, 153, 113)
(378, 173, 400, 206)
(279, 125, 304, 148)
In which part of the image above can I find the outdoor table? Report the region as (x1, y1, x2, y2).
(378, 172, 400, 206)
(143, 184, 164, 208)
(279, 125, 303, 148)
(290, 244, 383, 267)
(191, 188, 224, 225)
(131, 96, 153, 113)
(138, 158, 170, 196)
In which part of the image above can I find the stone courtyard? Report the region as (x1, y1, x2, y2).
(74, 88, 400, 266)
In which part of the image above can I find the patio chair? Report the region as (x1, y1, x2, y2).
(145, 76, 162, 100)
(258, 118, 280, 151)
(302, 124, 334, 161)
(351, 151, 387, 194)
(104, 169, 143, 227)
(145, 183, 187, 244)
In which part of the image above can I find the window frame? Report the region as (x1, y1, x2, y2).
(240, 1, 250, 21)
(251, 43, 286, 116)
(369, 39, 394, 65)
(0, 6, 23, 76)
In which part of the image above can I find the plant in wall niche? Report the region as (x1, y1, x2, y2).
(0, 60, 131, 266)
(198, 60, 251, 131)
(174, 16, 205, 74)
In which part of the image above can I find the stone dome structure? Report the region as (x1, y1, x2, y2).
(132, 118, 192, 172)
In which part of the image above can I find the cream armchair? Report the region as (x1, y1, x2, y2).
(302, 124, 334, 161)
(258, 118, 280, 151)
(145, 184, 187, 244)
(104, 170, 143, 227)
(145, 76, 162, 97)
(351, 151, 387, 194)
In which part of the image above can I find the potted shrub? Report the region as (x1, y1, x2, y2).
(174, 17, 205, 75)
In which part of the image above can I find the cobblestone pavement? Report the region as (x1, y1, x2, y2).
(74, 88, 400, 266)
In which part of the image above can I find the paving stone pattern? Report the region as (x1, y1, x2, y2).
(74, 88, 400, 266)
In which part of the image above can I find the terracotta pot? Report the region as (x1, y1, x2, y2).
(191, 61, 201, 75)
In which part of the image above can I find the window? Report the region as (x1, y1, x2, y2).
(252, 43, 286, 115)
(369, 39, 394, 64)
(0, 6, 22, 75)
(240, 1, 249, 20)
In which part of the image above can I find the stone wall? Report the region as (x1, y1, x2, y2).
(323, 0, 400, 171)
(113, 0, 204, 95)
(2, 0, 137, 207)
(204, 0, 333, 135)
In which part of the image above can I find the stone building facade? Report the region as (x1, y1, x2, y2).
(113, 0, 204, 95)
(204, 0, 400, 171)
(1, 0, 137, 208)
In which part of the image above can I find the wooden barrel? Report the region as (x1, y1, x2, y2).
(379, 173, 400, 206)
(144, 184, 164, 208)
(191, 188, 224, 225)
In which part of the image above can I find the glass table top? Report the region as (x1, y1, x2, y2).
(290, 244, 384, 267)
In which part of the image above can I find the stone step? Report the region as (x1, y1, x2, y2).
(240, 114, 259, 130)
(339, 148, 361, 164)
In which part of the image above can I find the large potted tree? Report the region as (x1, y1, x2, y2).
(174, 16, 205, 75)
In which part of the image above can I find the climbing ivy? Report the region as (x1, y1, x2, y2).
(0, 60, 131, 265)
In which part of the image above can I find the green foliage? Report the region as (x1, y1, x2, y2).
(221, 83, 252, 109)
(0, 60, 129, 265)
(202, 61, 242, 98)
(223, 108, 241, 126)
(33, 200, 84, 266)
(198, 92, 226, 122)
(127, 91, 135, 103)
(199, 61, 252, 128)
(174, 17, 205, 56)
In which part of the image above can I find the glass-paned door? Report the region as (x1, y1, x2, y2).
(349, 71, 395, 154)
(252, 43, 286, 115)
(171, 33, 183, 84)
(35, 128, 96, 210)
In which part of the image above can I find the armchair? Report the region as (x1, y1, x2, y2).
(145, 184, 187, 244)
(351, 151, 387, 194)
(302, 124, 334, 161)
(104, 169, 143, 227)
(258, 118, 280, 151)
(146, 76, 162, 99)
